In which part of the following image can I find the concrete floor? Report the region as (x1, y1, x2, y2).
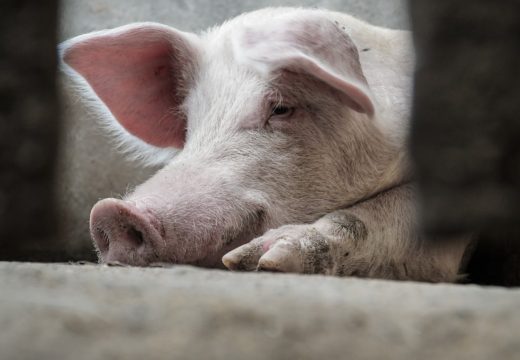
(2, 262, 520, 360)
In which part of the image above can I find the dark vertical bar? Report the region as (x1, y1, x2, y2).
(0, 1, 61, 260)
(409, 1, 520, 285)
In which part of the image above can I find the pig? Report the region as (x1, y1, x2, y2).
(60, 7, 470, 281)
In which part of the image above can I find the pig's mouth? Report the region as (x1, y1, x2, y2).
(193, 209, 267, 268)
(90, 198, 267, 267)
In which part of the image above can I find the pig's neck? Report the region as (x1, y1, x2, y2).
(371, 149, 413, 195)
(344, 111, 413, 206)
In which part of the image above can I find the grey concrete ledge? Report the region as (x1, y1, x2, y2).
(1, 262, 519, 360)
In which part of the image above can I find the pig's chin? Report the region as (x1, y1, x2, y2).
(191, 217, 267, 269)
(192, 233, 260, 269)
(97, 229, 261, 268)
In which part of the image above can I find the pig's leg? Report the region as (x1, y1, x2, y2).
(223, 184, 470, 282)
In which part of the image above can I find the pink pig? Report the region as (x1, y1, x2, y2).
(60, 7, 469, 281)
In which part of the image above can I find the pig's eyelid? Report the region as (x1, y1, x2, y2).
(269, 104, 295, 119)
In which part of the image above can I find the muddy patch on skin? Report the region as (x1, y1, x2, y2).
(326, 213, 368, 244)
(301, 229, 333, 274)
(230, 243, 264, 271)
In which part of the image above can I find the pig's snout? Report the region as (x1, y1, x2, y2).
(90, 198, 164, 266)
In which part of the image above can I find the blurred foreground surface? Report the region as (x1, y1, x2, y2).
(2, 262, 520, 360)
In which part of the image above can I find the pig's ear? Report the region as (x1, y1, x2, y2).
(60, 23, 201, 164)
(233, 15, 374, 116)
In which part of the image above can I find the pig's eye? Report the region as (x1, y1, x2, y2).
(270, 105, 294, 118)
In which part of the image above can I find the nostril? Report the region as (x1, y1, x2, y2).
(125, 226, 145, 247)
(93, 227, 110, 253)
(90, 198, 163, 263)
(91, 220, 147, 258)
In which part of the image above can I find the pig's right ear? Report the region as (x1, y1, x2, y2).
(232, 14, 374, 116)
(59, 23, 201, 165)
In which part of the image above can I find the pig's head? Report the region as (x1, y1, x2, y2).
(60, 8, 404, 267)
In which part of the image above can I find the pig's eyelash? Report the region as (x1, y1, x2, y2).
(270, 104, 295, 118)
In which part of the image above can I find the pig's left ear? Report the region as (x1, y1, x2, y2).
(233, 15, 374, 116)
(59, 23, 201, 165)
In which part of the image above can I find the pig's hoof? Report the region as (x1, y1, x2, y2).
(222, 224, 353, 275)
